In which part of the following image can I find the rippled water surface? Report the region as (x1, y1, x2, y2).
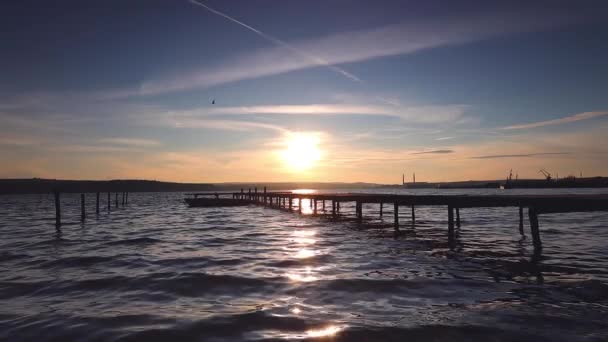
(1, 189, 608, 341)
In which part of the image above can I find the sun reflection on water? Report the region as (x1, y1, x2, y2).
(306, 325, 345, 338)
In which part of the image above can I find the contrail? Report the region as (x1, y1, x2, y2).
(188, 0, 362, 82)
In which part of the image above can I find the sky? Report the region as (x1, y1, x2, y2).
(1, 0, 608, 183)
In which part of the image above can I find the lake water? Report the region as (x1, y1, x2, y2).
(1, 188, 608, 341)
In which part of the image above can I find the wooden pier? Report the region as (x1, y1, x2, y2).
(187, 190, 608, 252)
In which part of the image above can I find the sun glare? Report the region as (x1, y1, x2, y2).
(281, 133, 322, 171)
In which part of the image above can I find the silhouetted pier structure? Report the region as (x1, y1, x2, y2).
(188, 190, 608, 251)
(53, 191, 130, 231)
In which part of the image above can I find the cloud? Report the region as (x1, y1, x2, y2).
(501, 111, 608, 130)
(188, 0, 360, 83)
(176, 104, 468, 123)
(170, 116, 288, 133)
(98, 138, 161, 147)
(412, 149, 454, 155)
(471, 152, 569, 159)
(136, 10, 572, 96)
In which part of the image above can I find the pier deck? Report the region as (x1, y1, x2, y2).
(222, 190, 608, 251)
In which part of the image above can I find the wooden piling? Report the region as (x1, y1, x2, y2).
(54, 191, 61, 229)
(529, 207, 542, 250)
(456, 208, 461, 227)
(519, 207, 524, 235)
(264, 187, 267, 205)
(298, 198, 302, 213)
(337, 202, 340, 213)
(322, 200, 325, 211)
(394, 203, 400, 232)
(289, 196, 293, 211)
(332, 200, 336, 216)
(448, 205, 455, 243)
(115, 193, 118, 208)
(313, 199, 317, 215)
(107, 192, 111, 212)
(411, 205, 415, 225)
(96, 192, 100, 215)
(380, 202, 383, 217)
(125, 192, 128, 204)
(356, 201, 363, 222)
(81, 193, 85, 222)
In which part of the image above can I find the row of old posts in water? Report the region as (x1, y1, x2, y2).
(53, 191, 130, 231)
(219, 187, 608, 253)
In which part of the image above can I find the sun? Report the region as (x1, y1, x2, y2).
(281, 132, 322, 171)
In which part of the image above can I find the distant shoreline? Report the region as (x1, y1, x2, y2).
(1, 177, 607, 194)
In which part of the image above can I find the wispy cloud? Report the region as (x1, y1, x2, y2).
(137, 10, 572, 96)
(471, 152, 569, 159)
(170, 116, 288, 133)
(177, 104, 468, 123)
(98, 138, 161, 147)
(412, 149, 454, 155)
(501, 111, 608, 130)
(188, 0, 360, 83)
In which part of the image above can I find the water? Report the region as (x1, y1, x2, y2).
(1, 189, 608, 341)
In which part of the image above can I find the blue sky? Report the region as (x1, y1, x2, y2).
(1, 0, 607, 182)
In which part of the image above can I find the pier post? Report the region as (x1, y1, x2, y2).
(337, 202, 340, 213)
(323, 200, 325, 211)
(289, 196, 293, 211)
(54, 191, 61, 229)
(107, 192, 111, 212)
(448, 205, 455, 243)
(310, 198, 313, 208)
(380, 202, 383, 217)
(81, 193, 86, 222)
(115, 193, 118, 208)
(528, 207, 542, 250)
(264, 187, 267, 205)
(248, 188, 251, 200)
(411, 205, 415, 225)
(125, 192, 128, 205)
(394, 203, 400, 232)
(96, 192, 100, 215)
(313, 199, 317, 215)
(456, 208, 461, 227)
(298, 198, 302, 213)
(122, 192, 126, 206)
(519, 207, 524, 235)
(332, 200, 336, 216)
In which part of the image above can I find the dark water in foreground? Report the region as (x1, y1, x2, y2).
(1, 189, 608, 341)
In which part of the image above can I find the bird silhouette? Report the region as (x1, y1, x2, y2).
(212, 99, 215, 104)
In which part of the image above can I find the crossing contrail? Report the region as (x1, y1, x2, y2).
(188, 0, 362, 82)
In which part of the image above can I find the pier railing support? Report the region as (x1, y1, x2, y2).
(96, 192, 100, 215)
(54, 191, 61, 229)
(448, 205, 455, 243)
(81, 194, 86, 222)
(519, 207, 524, 235)
(528, 207, 542, 250)
(394, 203, 400, 232)
(411, 205, 415, 225)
